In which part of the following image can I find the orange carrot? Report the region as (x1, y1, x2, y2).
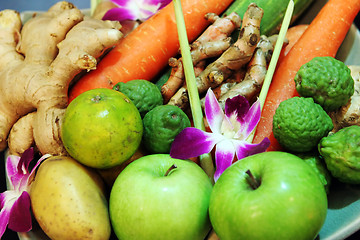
(68, 0, 234, 102)
(252, 0, 360, 151)
(278, 24, 308, 62)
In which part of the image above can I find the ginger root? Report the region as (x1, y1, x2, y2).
(168, 3, 263, 109)
(161, 12, 241, 103)
(329, 65, 360, 132)
(217, 34, 277, 108)
(0, 1, 123, 156)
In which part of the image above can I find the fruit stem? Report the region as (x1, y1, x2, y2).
(165, 164, 177, 176)
(245, 169, 260, 190)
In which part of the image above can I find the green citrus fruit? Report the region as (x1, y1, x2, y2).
(272, 97, 333, 152)
(142, 105, 191, 154)
(295, 152, 332, 194)
(61, 88, 143, 169)
(294, 56, 354, 112)
(318, 125, 360, 184)
(113, 79, 163, 118)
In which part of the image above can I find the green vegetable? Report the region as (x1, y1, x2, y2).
(272, 97, 333, 152)
(319, 125, 360, 184)
(113, 79, 163, 118)
(294, 56, 354, 112)
(142, 105, 191, 154)
(223, 0, 314, 36)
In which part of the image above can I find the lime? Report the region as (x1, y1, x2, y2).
(142, 105, 191, 153)
(272, 97, 333, 152)
(61, 88, 143, 169)
(318, 125, 360, 184)
(294, 56, 354, 112)
(113, 79, 163, 118)
(295, 152, 332, 194)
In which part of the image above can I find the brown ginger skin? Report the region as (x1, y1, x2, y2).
(329, 65, 360, 131)
(168, 3, 263, 109)
(0, 1, 123, 156)
(161, 11, 242, 103)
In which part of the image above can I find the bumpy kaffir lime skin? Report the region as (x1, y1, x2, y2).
(295, 152, 332, 194)
(294, 56, 354, 112)
(272, 97, 333, 152)
(318, 125, 360, 184)
(142, 105, 191, 154)
(113, 79, 163, 118)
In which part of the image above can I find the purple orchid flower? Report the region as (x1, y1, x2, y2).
(103, 0, 172, 21)
(170, 88, 270, 181)
(0, 148, 50, 237)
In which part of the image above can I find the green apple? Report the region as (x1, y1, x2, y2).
(109, 154, 213, 240)
(209, 151, 328, 240)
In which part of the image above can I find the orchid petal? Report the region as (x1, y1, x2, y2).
(5, 155, 21, 189)
(234, 137, 270, 160)
(204, 89, 225, 134)
(214, 140, 236, 182)
(235, 98, 261, 139)
(170, 127, 222, 159)
(8, 191, 31, 233)
(224, 94, 250, 120)
(103, 8, 138, 21)
(105, 0, 171, 21)
(158, 0, 172, 9)
(0, 149, 51, 237)
(0, 192, 11, 238)
(17, 148, 34, 175)
(27, 154, 51, 189)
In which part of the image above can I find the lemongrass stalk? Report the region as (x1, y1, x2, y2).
(90, 0, 102, 16)
(172, 0, 215, 182)
(247, 0, 294, 143)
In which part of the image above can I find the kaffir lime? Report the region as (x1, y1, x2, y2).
(272, 97, 333, 152)
(295, 152, 332, 194)
(318, 125, 360, 184)
(294, 56, 354, 112)
(113, 79, 163, 118)
(142, 105, 191, 154)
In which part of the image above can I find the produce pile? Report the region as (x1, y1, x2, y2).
(0, 0, 360, 239)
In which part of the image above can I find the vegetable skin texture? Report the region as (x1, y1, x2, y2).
(252, 0, 360, 151)
(68, 0, 235, 102)
(223, 0, 314, 36)
(0, 2, 122, 156)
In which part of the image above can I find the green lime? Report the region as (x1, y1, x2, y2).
(61, 88, 143, 169)
(294, 56, 354, 112)
(142, 105, 191, 154)
(318, 125, 360, 184)
(113, 79, 163, 118)
(295, 152, 332, 194)
(272, 97, 333, 152)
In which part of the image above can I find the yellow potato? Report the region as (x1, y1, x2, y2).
(30, 156, 111, 240)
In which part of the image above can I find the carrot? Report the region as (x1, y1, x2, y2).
(252, 0, 360, 151)
(68, 0, 234, 102)
(278, 24, 308, 62)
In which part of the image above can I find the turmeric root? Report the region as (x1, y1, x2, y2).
(168, 3, 263, 109)
(217, 34, 277, 108)
(0, 2, 123, 156)
(161, 12, 241, 103)
(329, 65, 360, 132)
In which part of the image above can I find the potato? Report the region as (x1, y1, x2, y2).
(30, 156, 111, 240)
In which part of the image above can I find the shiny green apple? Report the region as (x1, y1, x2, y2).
(109, 154, 213, 240)
(209, 151, 328, 240)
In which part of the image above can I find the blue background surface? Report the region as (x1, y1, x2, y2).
(0, 1, 359, 240)
(0, 0, 90, 11)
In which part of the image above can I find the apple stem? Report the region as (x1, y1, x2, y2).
(165, 164, 177, 176)
(246, 169, 260, 190)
